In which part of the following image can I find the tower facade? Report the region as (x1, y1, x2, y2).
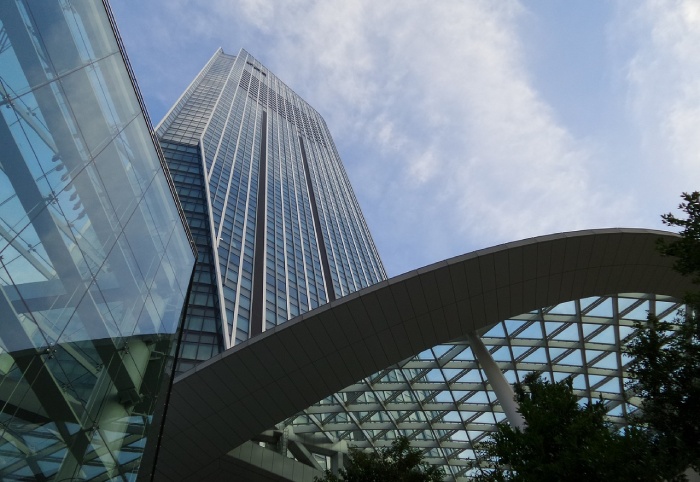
(157, 48, 386, 372)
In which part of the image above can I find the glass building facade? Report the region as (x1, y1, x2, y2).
(0, 1, 195, 480)
(156, 49, 386, 373)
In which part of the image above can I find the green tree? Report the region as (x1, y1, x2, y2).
(470, 192, 700, 481)
(656, 191, 700, 287)
(313, 435, 445, 482)
(470, 373, 660, 482)
(625, 191, 700, 477)
(626, 313, 700, 479)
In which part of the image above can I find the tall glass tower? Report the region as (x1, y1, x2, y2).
(156, 48, 386, 373)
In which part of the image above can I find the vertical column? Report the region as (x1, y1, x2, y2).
(466, 332, 526, 430)
(251, 111, 268, 337)
(299, 136, 336, 302)
(331, 452, 348, 476)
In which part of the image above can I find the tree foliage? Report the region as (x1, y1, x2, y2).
(468, 192, 700, 481)
(626, 313, 700, 478)
(313, 435, 446, 482)
(657, 191, 700, 288)
(470, 373, 661, 482)
(625, 191, 700, 477)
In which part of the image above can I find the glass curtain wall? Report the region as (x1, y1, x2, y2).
(156, 49, 386, 373)
(0, 1, 195, 480)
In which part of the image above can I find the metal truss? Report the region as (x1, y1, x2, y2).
(274, 293, 682, 480)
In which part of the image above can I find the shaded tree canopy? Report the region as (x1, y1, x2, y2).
(657, 191, 700, 287)
(472, 192, 700, 481)
(313, 435, 446, 482)
(470, 373, 662, 482)
(626, 190, 700, 477)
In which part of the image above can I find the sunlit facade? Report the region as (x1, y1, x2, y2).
(0, 2, 195, 480)
(155, 48, 386, 373)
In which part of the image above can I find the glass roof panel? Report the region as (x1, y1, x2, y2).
(619, 325, 636, 342)
(586, 298, 613, 317)
(514, 322, 543, 339)
(522, 347, 547, 363)
(482, 323, 506, 338)
(560, 349, 583, 366)
(656, 300, 677, 314)
(491, 347, 512, 362)
(592, 352, 618, 370)
(552, 323, 579, 341)
(281, 294, 683, 481)
(623, 302, 651, 321)
(590, 325, 615, 344)
(511, 346, 530, 359)
(597, 379, 622, 394)
(572, 375, 587, 390)
(457, 370, 483, 383)
(544, 321, 564, 336)
(502, 370, 518, 384)
(452, 346, 475, 361)
(580, 296, 600, 311)
(548, 300, 576, 315)
(581, 322, 601, 337)
(617, 297, 639, 312)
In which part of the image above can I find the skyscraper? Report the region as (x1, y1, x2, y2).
(155, 48, 386, 372)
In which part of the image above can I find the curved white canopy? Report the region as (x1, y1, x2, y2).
(155, 228, 693, 480)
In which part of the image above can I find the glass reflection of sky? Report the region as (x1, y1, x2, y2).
(0, 1, 194, 480)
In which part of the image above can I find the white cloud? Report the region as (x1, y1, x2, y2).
(116, 0, 700, 275)
(224, 0, 630, 272)
(619, 0, 700, 192)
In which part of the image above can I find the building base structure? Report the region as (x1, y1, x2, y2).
(155, 228, 693, 481)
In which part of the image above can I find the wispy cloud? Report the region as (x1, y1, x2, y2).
(113, 0, 697, 275)
(222, 0, 630, 272)
(619, 0, 700, 190)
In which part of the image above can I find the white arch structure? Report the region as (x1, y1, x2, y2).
(154, 229, 694, 480)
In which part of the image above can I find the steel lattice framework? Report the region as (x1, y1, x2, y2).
(280, 293, 682, 480)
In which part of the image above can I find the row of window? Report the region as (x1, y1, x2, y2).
(160, 142, 224, 374)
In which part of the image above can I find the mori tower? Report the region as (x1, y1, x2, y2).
(156, 48, 386, 371)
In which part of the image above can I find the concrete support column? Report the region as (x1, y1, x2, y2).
(465, 332, 526, 430)
(331, 452, 346, 475)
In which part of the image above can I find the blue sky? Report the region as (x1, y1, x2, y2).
(112, 0, 700, 277)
